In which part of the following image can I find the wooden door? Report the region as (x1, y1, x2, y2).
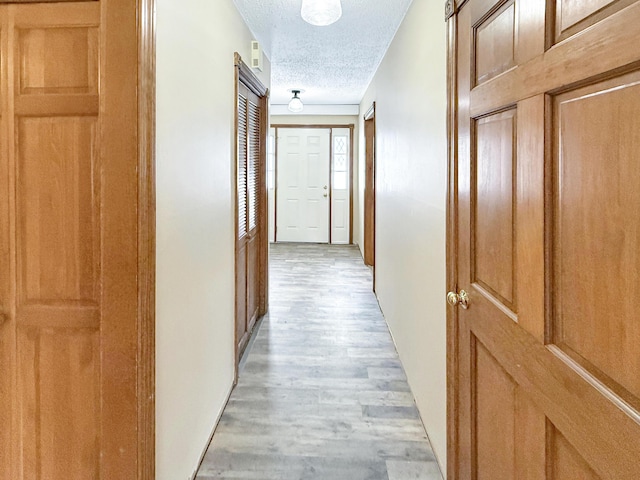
(0, 1, 155, 479)
(447, 0, 640, 478)
(363, 107, 375, 267)
(276, 128, 331, 243)
(235, 56, 267, 362)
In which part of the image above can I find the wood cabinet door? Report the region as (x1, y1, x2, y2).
(0, 1, 154, 478)
(448, 0, 640, 478)
(236, 74, 266, 361)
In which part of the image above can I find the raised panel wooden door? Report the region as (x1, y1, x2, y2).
(276, 128, 330, 243)
(448, 0, 640, 478)
(0, 4, 101, 479)
(0, 2, 151, 478)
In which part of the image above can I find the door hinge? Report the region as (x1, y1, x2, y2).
(445, 0, 457, 21)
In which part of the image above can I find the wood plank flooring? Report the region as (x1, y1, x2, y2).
(196, 243, 442, 480)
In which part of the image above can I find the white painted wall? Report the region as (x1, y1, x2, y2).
(357, 0, 448, 472)
(156, 1, 270, 478)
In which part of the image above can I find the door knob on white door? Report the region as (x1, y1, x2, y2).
(323, 193, 328, 198)
(447, 290, 469, 309)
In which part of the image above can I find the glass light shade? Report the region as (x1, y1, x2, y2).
(288, 94, 304, 113)
(301, 0, 342, 27)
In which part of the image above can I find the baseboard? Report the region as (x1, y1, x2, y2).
(189, 384, 234, 480)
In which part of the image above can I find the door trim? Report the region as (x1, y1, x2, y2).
(445, 4, 459, 479)
(135, 0, 156, 477)
(271, 124, 355, 245)
(234, 53, 269, 380)
(363, 103, 376, 288)
(102, 0, 156, 477)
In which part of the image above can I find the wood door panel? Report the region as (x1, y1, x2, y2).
(515, 96, 544, 341)
(450, 0, 640, 478)
(470, 1, 640, 117)
(473, 338, 516, 480)
(473, 109, 516, 308)
(1, 0, 154, 477)
(246, 237, 259, 331)
(18, 327, 99, 479)
(472, 336, 547, 480)
(474, 0, 516, 86)
(18, 116, 99, 304)
(552, 71, 640, 405)
(236, 242, 247, 351)
(18, 26, 98, 96)
(469, 298, 640, 479)
(554, 0, 635, 43)
(550, 425, 601, 480)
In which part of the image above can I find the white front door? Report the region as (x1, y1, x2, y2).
(277, 128, 330, 243)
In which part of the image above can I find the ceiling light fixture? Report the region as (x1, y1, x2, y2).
(301, 0, 342, 27)
(288, 90, 304, 113)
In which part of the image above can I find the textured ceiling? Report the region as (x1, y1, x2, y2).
(233, 0, 414, 106)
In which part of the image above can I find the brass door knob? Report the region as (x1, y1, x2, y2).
(323, 193, 328, 198)
(447, 290, 469, 309)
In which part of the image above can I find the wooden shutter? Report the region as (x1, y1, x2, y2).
(248, 100, 261, 232)
(237, 93, 248, 239)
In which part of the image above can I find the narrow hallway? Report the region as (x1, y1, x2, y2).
(196, 244, 442, 479)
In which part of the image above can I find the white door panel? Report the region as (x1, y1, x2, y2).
(331, 128, 351, 244)
(277, 129, 330, 243)
(267, 129, 276, 242)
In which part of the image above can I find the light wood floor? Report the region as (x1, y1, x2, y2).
(196, 243, 442, 480)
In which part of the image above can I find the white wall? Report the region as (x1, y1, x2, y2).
(156, 2, 270, 479)
(357, 0, 448, 472)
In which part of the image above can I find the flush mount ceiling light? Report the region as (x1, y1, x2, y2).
(301, 0, 342, 26)
(288, 90, 304, 113)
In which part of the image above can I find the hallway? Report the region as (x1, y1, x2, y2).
(196, 244, 442, 479)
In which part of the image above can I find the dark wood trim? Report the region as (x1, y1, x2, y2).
(101, 0, 156, 477)
(234, 52, 267, 97)
(136, 0, 156, 478)
(446, 8, 458, 480)
(259, 90, 269, 317)
(363, 103, 376, 285)
(234, 54, 269, 379)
